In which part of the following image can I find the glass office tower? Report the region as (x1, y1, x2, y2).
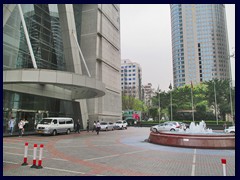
(170, 4, 230, 87)
(3, 4, 121, 134)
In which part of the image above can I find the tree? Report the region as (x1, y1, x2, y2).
(148, 107, 158, 120)
(204, 79, 233, 120)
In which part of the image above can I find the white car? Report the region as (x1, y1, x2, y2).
(114, 120, 127, 130)
(150, 121, 181, 132)
(100, 122, 114, 131)
(224, 126, 235, 133)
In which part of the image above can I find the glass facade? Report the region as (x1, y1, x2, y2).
(3, 4, 80, 134)
(3, 90, 81, 134)
(3, 4, 66, 70)
(170, 4, 230, 87)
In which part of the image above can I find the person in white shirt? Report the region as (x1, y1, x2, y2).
(96, 121, 101, 135)
(18, 119, 25, 137)
(8, 117, 15, 135)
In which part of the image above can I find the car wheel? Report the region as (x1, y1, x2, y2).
(152, 128, 157, 132)
(106, 127, 108, 131)
(66, 129, 70, 135)
(52, 130, 57, 136)
(125, 126, 127, 129)
(122, 126, 124, 130)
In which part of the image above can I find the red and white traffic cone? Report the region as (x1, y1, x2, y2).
(37, 144, 44, 169)
(21, 142, 28, 166)
(31, 144, 38, 168)
(221, 159, 227, 176)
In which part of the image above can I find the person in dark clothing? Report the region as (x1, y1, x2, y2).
(75, 119, 80, 133)
(86, 119, 90, 132)
(92, 121, 96, 132)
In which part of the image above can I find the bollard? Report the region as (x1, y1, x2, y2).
(21, 142, 28, 166)
(221, 158, 227, 176)
(37, 144, 44, 169)
(31, 144, 38, 168)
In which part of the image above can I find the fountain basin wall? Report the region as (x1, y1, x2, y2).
(149, 131, 235, 149)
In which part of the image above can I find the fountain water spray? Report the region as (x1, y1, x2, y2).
(183, 120, 213, 134)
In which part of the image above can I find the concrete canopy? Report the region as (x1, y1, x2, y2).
(3, 69, 106, 100)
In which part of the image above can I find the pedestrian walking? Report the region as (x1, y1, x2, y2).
(92, 121, 96, 132)
(8, 117, 15, 135)
(86, 119, 90, 132)
(96, 121, 101, 135)
(75, 119, 80, 133)
(22, 119, 28, 134)
(18, 119, 25, 137)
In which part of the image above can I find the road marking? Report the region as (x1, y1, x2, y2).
(191, 149, 196, 176)
(84, 149, 148, 161)
(3, 145, 48, 152)
(4, 152, 66, 162)
(123, 149, 148, 155)
(3, 160, 86, 175)
(3, 146, 24, 150)
(84, 154, 120, 161)
(4, 152, 28, 156)
(55, 144, 122, 148)
(3, 160, 19, 165)
(51, 158, 69, 161)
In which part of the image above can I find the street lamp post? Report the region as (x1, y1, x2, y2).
(213, 80, 218, 125)
(228, 54, 234, 125)
(170, 90, 173, 121)
(158, 87, 161, 124)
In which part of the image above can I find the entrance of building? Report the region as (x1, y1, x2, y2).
(3, 109, 48, 134)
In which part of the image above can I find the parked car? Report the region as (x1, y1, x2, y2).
(150, 121, 181, 132)
(36, 117, 74, 136)
(100, 122, 114, 131)
(224, 126, 235, 133)
(114, 120, 127, 130)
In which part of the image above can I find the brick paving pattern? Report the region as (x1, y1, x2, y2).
(3, 127, 235, 176)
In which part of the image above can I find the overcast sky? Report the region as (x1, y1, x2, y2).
(120, 4, 235, 91)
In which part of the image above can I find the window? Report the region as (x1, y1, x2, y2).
(59, 120, 65, 124)
(66, 119, 73, 124)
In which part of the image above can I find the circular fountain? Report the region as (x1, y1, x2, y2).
(148, 120, 235, 149)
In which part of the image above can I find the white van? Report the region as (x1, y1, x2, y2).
(36, 117, 74, 136)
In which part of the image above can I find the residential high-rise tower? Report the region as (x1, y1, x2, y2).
(121, 59, 142, 99)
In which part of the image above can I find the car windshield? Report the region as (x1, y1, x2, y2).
(100, 122, 107, 125)
(38, 118, 52, 124)
(116, 121, 122, 124)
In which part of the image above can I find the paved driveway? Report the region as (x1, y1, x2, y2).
(3, 127, 235, 176)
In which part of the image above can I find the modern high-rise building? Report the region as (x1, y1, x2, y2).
(121, 59, 142, 99)
(170, 4, 231, 87)
(3, 4, 121, 134)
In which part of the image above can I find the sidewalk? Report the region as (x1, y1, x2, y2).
(3, 131, 37, 137)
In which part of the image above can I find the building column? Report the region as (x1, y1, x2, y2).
(58, 4, 89, 129)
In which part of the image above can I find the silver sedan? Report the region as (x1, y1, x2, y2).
(100, 122, 114, 131)
(150, 121, 181, 132)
